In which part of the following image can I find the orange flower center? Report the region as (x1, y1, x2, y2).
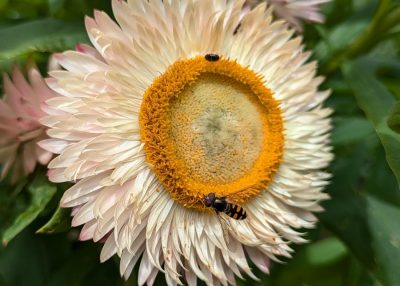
(139, 56, 283, 210)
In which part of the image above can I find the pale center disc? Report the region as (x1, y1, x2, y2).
(168, 73, 264, 184)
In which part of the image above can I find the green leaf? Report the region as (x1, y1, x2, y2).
(367, 196, 400, 286)
(321, 143, 376, 270)
(318, 1, 399, 74)
(314, 18, 368, 64)
(48, 0, 66, 15)
(384, 78, 400, 101)
(314, 2, 375, 64)
(0, 228, 51, 286)
(0, 18, 88, 64)
(305, 238, 348, 266)
(266, 237, 350, 286)
(36, 207, 71, 234)
(2, 175, 57, 245)
(332, 117, 374, 145)
(366, 146, 400, 206)
(0, 0, 7, 11)
(387, 101, 400, 133)
(343, 58, 400, 187)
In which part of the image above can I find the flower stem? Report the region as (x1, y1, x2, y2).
(322, 0, 400, 74)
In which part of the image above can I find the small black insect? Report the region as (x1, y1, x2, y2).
(205, 54, 220, 62)
(204, 193, 247, 220)
(233, 22, 242, 35)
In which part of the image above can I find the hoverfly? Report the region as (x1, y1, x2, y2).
(203, 188, 253, 220)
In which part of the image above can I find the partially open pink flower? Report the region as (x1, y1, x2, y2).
(247, 0, 331, 31)
(0, 63, 55, 183)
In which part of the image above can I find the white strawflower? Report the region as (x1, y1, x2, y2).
(40, 0, 333, 285)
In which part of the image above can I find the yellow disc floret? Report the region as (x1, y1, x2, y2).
(139, 56, 283, 210)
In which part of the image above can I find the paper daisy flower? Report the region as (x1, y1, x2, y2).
(0, 63, 54, 183)
(246, 0, 331, 31)
(40, 0, 332, 285)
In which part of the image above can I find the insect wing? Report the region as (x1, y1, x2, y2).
(218, 213, 233, 244)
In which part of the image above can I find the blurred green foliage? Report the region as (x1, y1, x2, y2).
(0, 0, 400, 285)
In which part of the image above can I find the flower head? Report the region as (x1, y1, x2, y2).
(0, 63, 55, 182)
(247, 0, 331, 31)
(41, 0, 332, 285)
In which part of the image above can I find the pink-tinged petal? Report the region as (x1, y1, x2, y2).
(245, 246, 270, 273)
(12, 64, 39, 112)
(47, 168, 69, 183)
(3, 73, 27, 116)
(71, 205, 83, 216)
(100, 234, 118, 262)
(0, 100, 15, 118)
(38, 138, 69, 154)
(56, 51, 109, 74)
(35, 144, 53, 165)
(22, 141, 37, 175)
(246, 0, 331, 31)
(138, 251, 155, 286)
(0, 148, 17, 180)
(47, 54, 63, 72)
(10, 158, 24, 184)
(18, 128, 43, 142)
(28, 64, 57, 104)
(0, 120, 23, 135)
(71, 200, 96, 227)
(79, 220, 97, 241)
(76, 43, 105, 62)
(0, 143, 18, 160)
